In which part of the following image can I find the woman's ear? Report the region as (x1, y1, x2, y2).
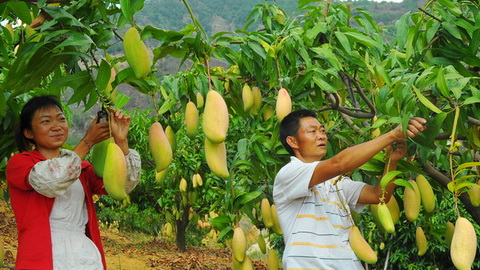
(23, 129, 34, 140)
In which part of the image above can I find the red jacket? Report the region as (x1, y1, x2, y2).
(6, 150, 108, 270)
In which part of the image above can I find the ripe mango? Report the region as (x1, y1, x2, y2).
(179, 177, 187, 193)
(185, 101, 199, 139)
(369, 204, 385, 233)
(165, 125, 176, 153)
(257, 234, 266, 254)
(445, 221, 455, 248)
(349, 225, 378, 264)
(416, 175, 436, 213)
(467, 180, 480, 207)
(416, 226, 428, 256)
(192, 173, 203, 188)
(268, 250, 279, 270)
(149, 122, 173, 172)
(262, 105, 274, 121)
(403, 179, 421, 222)
(275, 88, 292, 122)
(451, 217, 477, 270)
(91, 137, 114, 178)
(242, 84, 254, 112)
(165, 222, 173, 237)
(271, 204, 283, 235)
(232, 226, 247, 263)
(203, 90, 229, 143)
(103, 142, 128, 201)
(123, 27, 151, 79)
(251, 86, 262, 115)
(155, 169, 168, 184)
(261, 198, 273, 228)
(377, 202, 395, 234)
(205, 139, 229, 178)
(233, 255, 253, 270)
(386, 195, 400, 224)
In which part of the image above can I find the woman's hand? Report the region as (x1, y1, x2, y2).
(83, 117, 110, 145)
(109, 108, 131, 155)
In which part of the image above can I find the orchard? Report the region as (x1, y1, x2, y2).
(0, 0, 479, 269)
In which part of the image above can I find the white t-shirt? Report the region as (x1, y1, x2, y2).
(273, 156, 367, 270)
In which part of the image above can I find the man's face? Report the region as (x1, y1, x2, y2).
(289, 116, 328, 162)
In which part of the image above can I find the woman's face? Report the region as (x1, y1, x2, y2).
(23, 105, 69, 157)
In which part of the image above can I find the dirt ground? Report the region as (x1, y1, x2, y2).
(0, 200, 269, 269)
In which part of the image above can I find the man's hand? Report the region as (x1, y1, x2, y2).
(392, 117, 427, 141)
(387, 141, 407, 164)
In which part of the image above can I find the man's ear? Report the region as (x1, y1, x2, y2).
(23, 129, 34, 140)
(286, 136, 298, 150)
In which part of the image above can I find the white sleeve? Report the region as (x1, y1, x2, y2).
(29, 150, 82, 198)
(124, 149, 142, 194)
(339, 176, 367, 213)
(274, 160, 318, 204)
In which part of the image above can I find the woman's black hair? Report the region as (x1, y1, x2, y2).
(279, 109, 318, 156)
(15, 95, 64, 152)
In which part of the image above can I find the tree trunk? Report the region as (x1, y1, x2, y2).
(422, 162, 480, 225)
(176, 202, 190, 252)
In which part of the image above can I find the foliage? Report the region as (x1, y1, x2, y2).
(1, 0, 479, 268)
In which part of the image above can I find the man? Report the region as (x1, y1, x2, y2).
(273, 109, 427, 269)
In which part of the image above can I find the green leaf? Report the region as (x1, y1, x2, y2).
(334, 31, 351, 54)
(463, 96, 480, 105)
(380, 170, 403, 188)
(343, 31, 379, 48)
(235, 190, 262, 206)
(120, 0, 132, 21)
(8, 1, 32, 25)
(412, 86, 442, 113)
(96, 60, 111, 94)
(436, 68, 450, 98)
(442, 22, 462, 40)
(55, 33, 94, 49)
(113, 91, 131, 109)
(68, 81, 94, 105)
(393, 179, 412, 189)
(311, 45, 342, 70)
(454, 162, 480, 176)
(49, 71, 90, 89)
(306, 22, 327, 43)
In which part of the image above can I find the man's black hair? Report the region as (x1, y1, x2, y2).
(279, 109, 318, 156)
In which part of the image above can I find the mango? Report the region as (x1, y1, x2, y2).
(165, 125, 177, 153)
(275, 88, 291, 122)
(205, 139, 229, 178)
(349, 225, 378, 264)
(165, 222, 173, 237)
(257, 234, 266, 254)
(251, 86, 262, 115)
(377, 202, 395, 234)
(196, 92, 204, 109)
(261, 198, 273, 228)
(104, 68, 118, 102)
(369, 204, 385, 233)
(445, 221, 455, 248)
(179, 177, 187, 193)
(416, 175, 436, 213)
(467, 180, 480, 207)
(185, 101, 199, 139)
(451, 217, 477, 270)
(386, 195, 400, 224)
(416, 226, 428, 256)
(232, 226, 247, 263)
(268, 250, 279, 270)
(149, 122, 173, 172)
(233, 255, 253, 270)
(91, 137, 114, 178)
(103, 142, 127, 200)
(262, 105, 274, 121)
(403, 179, 421, 222)
(203, 90, 229, 143)
(271, 204, 283, 235)
(192, 173, 203, 188)
(242, 84, 254, 112)
(123, 27, 151, 79)
(155, 169, 168, 184)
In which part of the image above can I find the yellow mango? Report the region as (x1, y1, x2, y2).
(251, 86, 262, 115)
(377, 202, 395, 234)
(445, 221, 455, 248)
(149, 122, 173, 172)
(123, 27, 151, 79)
(196, 92, 204, 109)
(451, 217, 477, 270)
(165, 222, 173, 237)
(275, 88, 292, 122)
(386, 195, 400, 224)
(467, 180, 480, 207)
(242, 84, 254, 112)
(271, 204, 283, 235)
(416, 175, 436, 213)
(403, 179, 421, 222)
(155, 169, 168, 184)
(204, 139, 229, 178)
(369, 204, 385, 233)
(257, 234, 266, 254)
(103, 142, 127, 201)
(185, 101, 199, 139)
(268, 250, 279, 270)
(261, 198, 273, 228)
(263, 104, 274, 121)
(203, 90, 229, 143)
(165, 125, 176, 153)
(91, 137, 114, 178)
(349, 225, 378, 264)
(232, 226, 247, 263)
(194, 173, 203, 186)
(179, 177, 187, 193)
(416, 226, 428, 256)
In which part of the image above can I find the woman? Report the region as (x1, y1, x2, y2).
(6, 95, 141, 270)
